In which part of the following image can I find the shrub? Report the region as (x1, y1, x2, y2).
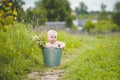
(83, 20, 119, 33)
(0, 23, 42, 80)
(83, 20, 95, 32)
(94, 20, 119, 33)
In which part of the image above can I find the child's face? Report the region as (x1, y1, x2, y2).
(48, 34, 57, 43)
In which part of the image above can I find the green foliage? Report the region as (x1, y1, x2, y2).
(97, 3, 109, 20)
(23, 6, 47, 26)
(101, 3, 106, 12)
(16, 0, 74, 27)
(75, 2, 88, 15)
(94, 20, 119, 33)
(57, 31, 82, 54)
(62, 35, 120, 80)
(40, 0, 73, 27)
(98, 12, 109, 20)
(0, 0, 25, 21)
(83, 20, 119, 33)
(71, 25, 79, 30)
(0, 10, 14, 32)
(78, 14, 95, 20)
(83, 20, 95, 32)
(112, 1, 120, 29)
(0, 23, 42, 80)
(112, 12, 120, 28)
(0, 0, 25, 32)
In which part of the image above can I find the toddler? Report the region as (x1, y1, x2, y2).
(46, 30, 65, 48)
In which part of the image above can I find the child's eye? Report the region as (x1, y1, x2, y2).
(51, 36, 56, 38)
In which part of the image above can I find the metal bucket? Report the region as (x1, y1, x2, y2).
(42, 48, 62, 67)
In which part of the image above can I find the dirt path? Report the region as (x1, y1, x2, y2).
(41, 69, 64, 80)
(28, 69, 64, 80)
(27, 58, 67, 80)
(27, 50, 80, 80)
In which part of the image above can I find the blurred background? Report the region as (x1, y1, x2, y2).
(0, 0, 120, 34)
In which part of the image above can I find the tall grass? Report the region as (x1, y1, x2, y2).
(0, 24, 119, 80)
(62, 35, 120, 80)
(57, 31, 83, 54)
(0, 23, 43, 80)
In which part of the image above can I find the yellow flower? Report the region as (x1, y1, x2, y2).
(102, 45, 106, 48)
(68, 49, 70, 53)
(71, 44, 74, 47)
(8, 2, 13, 7)
(13, 10, 17, 16)
(17, 52, 21, 55)
(14, 17, 17, 20)
(4, 25, 9, 32)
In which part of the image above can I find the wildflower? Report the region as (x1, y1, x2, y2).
(13, 10, 17, 16)
(103, 45, 106, 48)
(68, 49, 70, 53)
(14, 17, 17, 20)
(71, 44, 74, 47)
(8, 2, 13, 7)
(17, 52, 21, 55)
(4, 25, 9, 32)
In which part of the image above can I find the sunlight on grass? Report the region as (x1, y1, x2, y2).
(0, 23, 120, 80)
(61, 35, 120, 80)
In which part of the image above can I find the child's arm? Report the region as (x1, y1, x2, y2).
(46, 43, 51, 47)
(57, 41, 65, 48)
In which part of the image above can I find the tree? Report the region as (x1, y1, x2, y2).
(101, 3, 106, 12)
(75, 2, 88, 15)
(15, 0, 25, 22)
(83, 20, 95, 32)
(98, 3, 108, 20)
(0, 0, 25, 31)
(33, 0, 47, 25)
(0, 0, 25, 21)
(21, 0, 47, 27)
(40, 0, 73, 27)
(24, 8, 34, 24)
(112, 0, 120, 29)
(24, 7, 47, 26)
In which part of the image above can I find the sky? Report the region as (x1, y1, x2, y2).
(22, 0, 119, 11)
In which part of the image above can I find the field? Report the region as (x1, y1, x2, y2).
(0, 23, 120, 80)
(61, 34, 120, 80)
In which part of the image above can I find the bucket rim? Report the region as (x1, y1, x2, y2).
(42, 47, 62, 49)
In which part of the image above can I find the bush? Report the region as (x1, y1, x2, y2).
(83, 20, 119, 33)
(94, 20, 119, 33)
(0, 23, 42, 80)
(83, 20, 95, 32)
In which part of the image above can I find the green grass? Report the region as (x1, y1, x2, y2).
(0, 23, 120, 80)
(61, 35, 120, 80)
(37, 31, 120, 80)
(0, 23, 44, 80)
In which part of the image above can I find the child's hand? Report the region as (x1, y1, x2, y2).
(57, 41, 65, 48)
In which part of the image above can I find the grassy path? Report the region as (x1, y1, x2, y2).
(27, 34, 120, 80)
(27, 35, 103, 80)
(27, 49, 80, 80)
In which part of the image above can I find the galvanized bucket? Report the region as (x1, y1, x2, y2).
(42, 48, 62, 67)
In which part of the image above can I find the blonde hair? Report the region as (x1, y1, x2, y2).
(48, 30, 57, 37)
